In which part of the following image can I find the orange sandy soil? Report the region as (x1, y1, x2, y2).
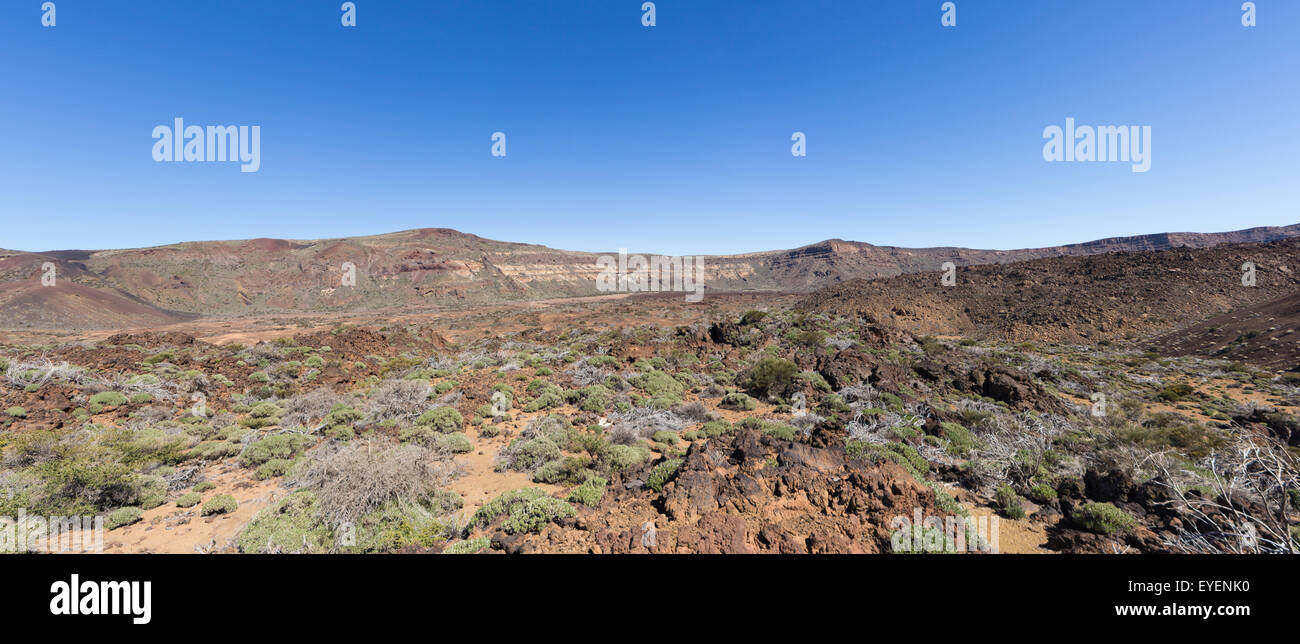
(99, 463, 285, 554)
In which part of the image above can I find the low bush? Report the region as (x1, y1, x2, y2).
(646, 459, 683, 492)
(106, 507, 143, 530)
(239, 433, 313, 468)
(1071, 502, 1136, 535)
(443, 536, 490, 554)
(995, 483, 1026, 519)
(567, 476, 607, 507)
(719, 392, 756, 411)
(201, 495, 238, 516)
(502, 496, 576, 534)
(743, 357, 798, 400)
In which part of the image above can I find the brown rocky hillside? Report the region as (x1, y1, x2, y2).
(797, 238, 1300, 348)
(2, 224, 1296, 330)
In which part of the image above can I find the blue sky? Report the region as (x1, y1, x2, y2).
(1, 1, 1296, 255)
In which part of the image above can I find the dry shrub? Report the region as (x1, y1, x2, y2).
(282, 387, 352, 428)
(671, 402, 712, 423)
(4, 357, 90, 389)
(291, 440, 456, 526)
(607, 407, 685, 445)
(365, 380, 431, 422)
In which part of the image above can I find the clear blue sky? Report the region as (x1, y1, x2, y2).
(1, 1, 1296, 255)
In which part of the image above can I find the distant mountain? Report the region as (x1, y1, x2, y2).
(797, 237, 1300, 347)
(2, 223, 1297, 330)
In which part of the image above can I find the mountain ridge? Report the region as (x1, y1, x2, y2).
(2, 223, 1297, 330)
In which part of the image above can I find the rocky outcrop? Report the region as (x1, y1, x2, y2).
(501, 429, 946, 554)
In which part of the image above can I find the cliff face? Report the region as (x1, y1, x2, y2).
(3, 224, 1297, 329)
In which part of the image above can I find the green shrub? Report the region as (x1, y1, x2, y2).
(744, 357, 798, 399)
(797, 371, 832, 392)
(567, 476, 607, 507)
(106, 507, 143, 530)
(325, 404, 364, 426)
(502, 497, 576, 534)
(432, 432, 473, 453)
(134, 476, 168, 510)
(236, 491, 333, 553)
(1157, 382, 1195, 402)
(239, 434, 312, 468)
(239, 402, 283, 428)
(761, 423, 798, 440)
(176, 492, 201, 508)
(572, 385, 612, 413)
(995, 483, 1026, 519)
(193, 481, 216, 493)
(939, 422, 979, 458)
(201, 495, 238, 516)
(819, 393, 852, 414)
(443, 536, 490, 554)
(523, 391, 564, 412)
(628, 371, 684, 399)
(646, 459, 683, 492)
(255, 458, 294, 480)
(846, 440, 928, 477)
(1115, 414, 1224, 459)
(188, 441, 241, 461)
(326, 425, 356, 441)
(879, 392, 904, 412)
(1028, 483, 1058, 504)
(700, 420, 733, 437)
(5, 407, 26, 418)
(533, 455, 593, 485)
(89, 391, 129, 408)
(1072, 502, 1137, 535)
(472, 488, 547, 528)
(719, 392, 756, 411)
(141, 351, 175, 365)
(603, 443, 652, 471)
